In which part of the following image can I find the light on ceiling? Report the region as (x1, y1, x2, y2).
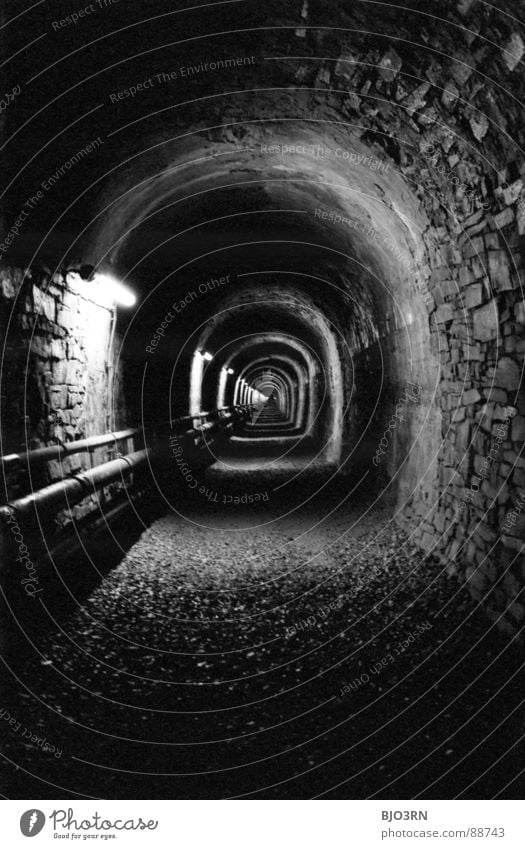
(201, 351, 213, 362)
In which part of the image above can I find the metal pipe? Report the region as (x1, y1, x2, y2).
(1, 428, 141, 472)
(0, 404, 252, 595)
(1, 449, 149, 522)
(1, 405, 250, 514)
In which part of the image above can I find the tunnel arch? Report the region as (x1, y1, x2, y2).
(216, 335, 324, 444)
(82, 91, 521, 623)
(85, 122, 435, 490)
(239, 357, 306, 428)
(186, 284, 348, 462)
(3, 0, 523, 630)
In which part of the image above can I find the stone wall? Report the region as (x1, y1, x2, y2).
(332, 31, 523, 630)
(0, 265, 126, 519)
(281, 0, 525, 629)
(421, 205, 525, 630)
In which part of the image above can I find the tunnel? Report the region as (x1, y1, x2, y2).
(0, 0, 524, 803)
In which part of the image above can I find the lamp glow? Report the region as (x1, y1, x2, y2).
(94, 272, 136, 307)
(201, 351, 213, 362)
(64, 267, 137, 308)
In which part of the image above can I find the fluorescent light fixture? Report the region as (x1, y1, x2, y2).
(201, 351, 213, 362)
(64, 267, 137, 307)
(93, 272, 136, 307)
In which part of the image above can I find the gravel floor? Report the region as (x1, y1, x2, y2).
(3, 465, 524, 799)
